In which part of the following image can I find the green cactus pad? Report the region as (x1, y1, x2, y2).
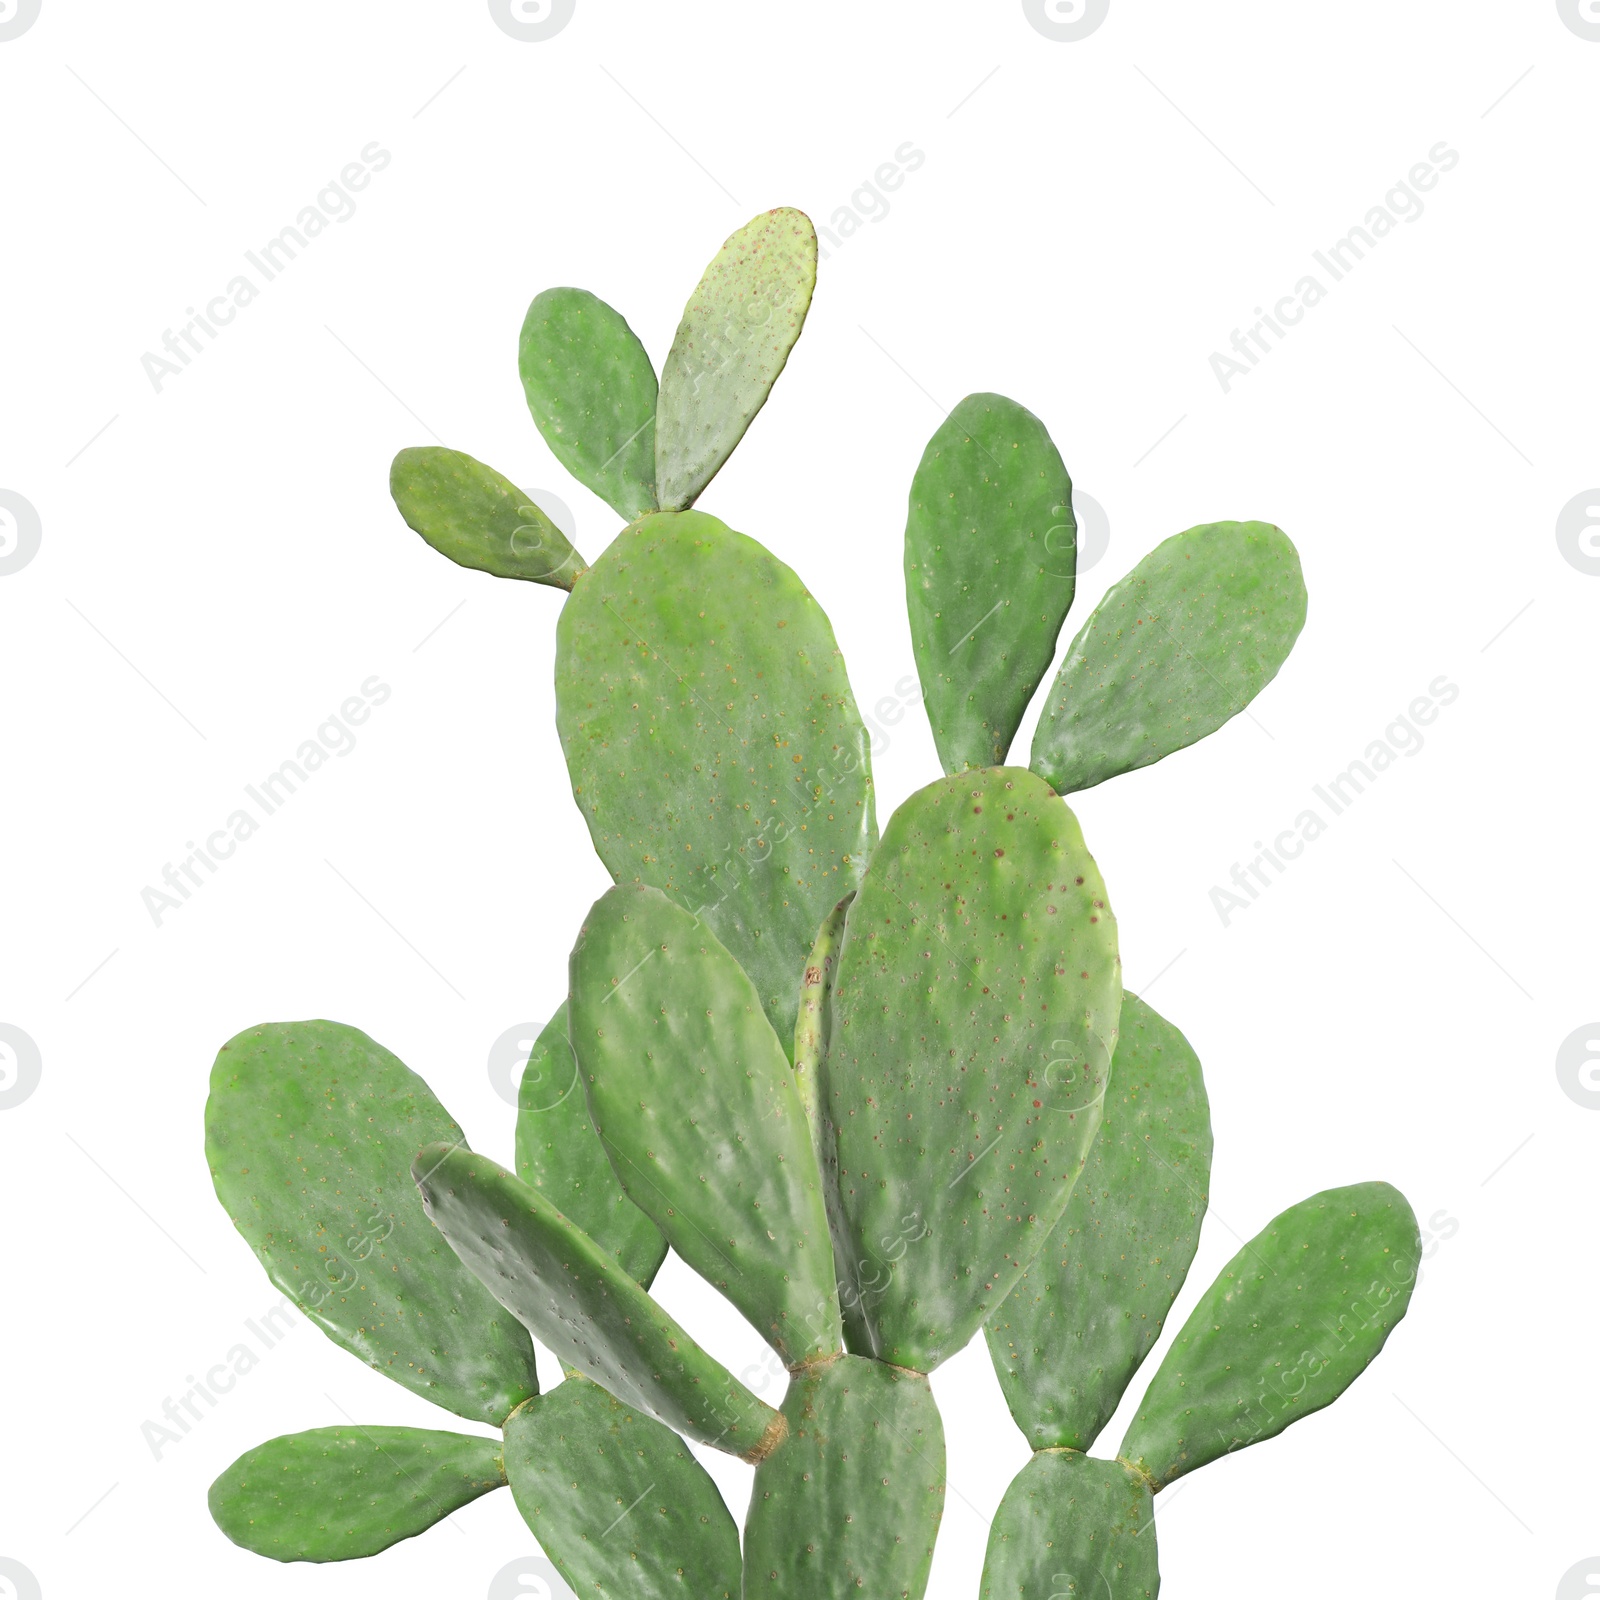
(980, 1451, 1158, 1600)
(986, 992, 1212, 1450)
(206, 1021, 537, 1425)
(569, 886, 842, 1365)
(904, 393, 1077, 774)
(1031, 521, 1307, 795)
(515, 1000, 668, 1289)
(554, 508, 875, 1050)
(208, 1426, 504, 1563)
(655, 208, 818, 509)
(793, 891, 853, 1155)
(1120, 1181, 1420, 1488)
(504, 1374, 742, 1600)
(389, 446, 585, 589)
(744, 1355, 945, 1600)
(412, 1143, 785, 1462)
(518, 287, 659, 520)
(824, 767, 1122, 1370)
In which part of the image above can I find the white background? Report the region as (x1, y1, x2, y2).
(2, 3, 1596, 1597)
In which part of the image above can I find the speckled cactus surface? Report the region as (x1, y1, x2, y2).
(204, 208, 1415, 1597)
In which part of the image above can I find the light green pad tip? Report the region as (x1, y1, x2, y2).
(655, 207, 817, 509)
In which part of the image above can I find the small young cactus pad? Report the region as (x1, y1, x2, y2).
(655, 207, 817, 509)
(518, 285, 660, 520)
(1118, 1181, 1420, 1487)
(208, 1427, 506, 1563)
(389, 446, 585, 587)
(1031, 520, 1308, 794)
(905, 392, 1077, 773)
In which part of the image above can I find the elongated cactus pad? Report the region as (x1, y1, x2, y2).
(389, 446, 585, 588)
(1031, 521, 1307, 794)
(504, 1374, 742, 1600)
(555, 508, 875, 1050)
(980, 1451, 1158, 1600)
(412, 1143, 785, 1462)
(515, 1000, 668, 1288)
(206, 1021, 537, 1425)
(208, 1426, 504, 1563)
(824, 768, 1122, 1369)
(1120, 1181, 1420, 1487)
(744, 1355, 945, 1600)
(905, 393, 1077, 773)
(569, 886, 842, 1365)
(986, 993, 1212, 1450)
(519, 286, 659, 520)
(655, 208, 817, 509)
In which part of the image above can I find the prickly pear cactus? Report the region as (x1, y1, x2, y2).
(202, 206, 1420, 1598)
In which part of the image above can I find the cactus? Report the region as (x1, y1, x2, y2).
(203, 207, 1418, 1596)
